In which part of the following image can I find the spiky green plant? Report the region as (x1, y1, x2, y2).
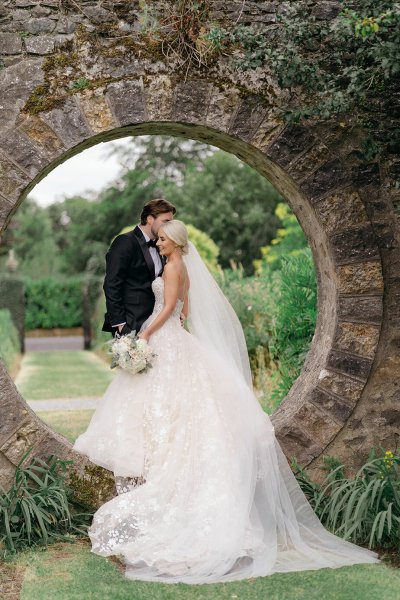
(0, 449, 92, 557)
(292, 448, 400, 550)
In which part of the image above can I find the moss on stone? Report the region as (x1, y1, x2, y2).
(67, 463, 115, 509)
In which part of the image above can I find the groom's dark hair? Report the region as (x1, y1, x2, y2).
(140, 198, 177, 225)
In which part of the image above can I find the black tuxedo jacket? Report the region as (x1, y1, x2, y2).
(102, 226, 164, 334)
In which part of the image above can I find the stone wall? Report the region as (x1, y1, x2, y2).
(0, 0, 399, 501)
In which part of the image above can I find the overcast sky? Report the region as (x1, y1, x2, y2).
(29, 137, 133, 206)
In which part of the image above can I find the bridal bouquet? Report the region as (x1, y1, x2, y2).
(108, 331, 156, 375)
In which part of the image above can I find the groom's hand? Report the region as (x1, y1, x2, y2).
(118, 324, 132, 336)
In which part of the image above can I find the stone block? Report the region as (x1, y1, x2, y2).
(17, 113, 65, 156)
(0, 420, 46, 466)
(0, 59, 45, 133)
(25, 18, 56, 35)
(0, 154, 29, 198)
(84, 6, 117, 25)
(206, 85, 241, 133)
(0, 129, 50, 177)
(0, 193, 15, 227)
(312, 2, 341, 20)
(315, 190, 368, 236)
(76, 89, 115, 134)
(41, 98, 90, 149)
(0, 33, 23, 54)
(327, 350, 373, 380)
(144, 76, 174, 121)
(301, 158, 350, 200)
(287, 143, 330, 182)
(229, 95, 267, 142)
(351, 162, 380, 188)
(0, 381, 30, 447)
(267, 124, 315, 167)
(106, 80, 146, 126)
(276, 401, 340, 464)
(56, 16, 77, 34)
(333, 322, 380, 358)
(336, 261, 383, 294)
(250, 114, 282, 152)
(24, 35, 55, 54)
(31, 5, 52, 17)
(309, 387, 355, 423)
(338, 296, 383, 324)
(172, 81, 212, 124)
(15, 0, 37, 6)
(275, 421, 323, 465)
(317, 368, 364, 403)
(330, 225, 380, 264)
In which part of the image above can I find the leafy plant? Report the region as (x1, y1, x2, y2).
(0, 449, 92, 558)
(292, 447, 400, 550)
(0, 308, 20, 371)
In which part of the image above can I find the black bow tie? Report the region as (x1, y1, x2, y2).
(146, 239, 157, 248)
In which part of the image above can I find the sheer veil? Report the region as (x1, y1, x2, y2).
(183, 241, 253, 388)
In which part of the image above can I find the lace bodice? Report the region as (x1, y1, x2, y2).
(152, 276, 184, 318)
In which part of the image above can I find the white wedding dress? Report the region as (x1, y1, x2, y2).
(74, 275, 379, 584)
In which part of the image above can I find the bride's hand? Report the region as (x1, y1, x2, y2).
(138, 331, 150, 342)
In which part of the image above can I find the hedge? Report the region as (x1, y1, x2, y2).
(0, 276, 25, 352)
(0, 309, 20, 370)
(24, 278, 83, 330)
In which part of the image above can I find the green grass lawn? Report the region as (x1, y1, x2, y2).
(14, 540, 399, 600)
(15, 351, 113, 400)
(37, 409, 95, 443)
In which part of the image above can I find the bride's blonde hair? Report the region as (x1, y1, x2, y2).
(161, 220, 189, 255)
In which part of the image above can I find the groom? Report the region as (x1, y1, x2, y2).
(102, 198, 176, 337)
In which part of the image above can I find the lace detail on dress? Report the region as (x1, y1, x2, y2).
(74, 273, 380, 584)
(151, 276, 184, 319)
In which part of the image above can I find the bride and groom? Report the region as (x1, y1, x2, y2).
(74, 198, 379, 584)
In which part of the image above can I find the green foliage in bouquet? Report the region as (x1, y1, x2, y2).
(292, 448, 400, 550)
(0, 449, 92, 558)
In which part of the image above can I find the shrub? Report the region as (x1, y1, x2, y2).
(0, 449, 92, 558)
(24, 277, 83, 330)
(0, 309, 20, 371)
(293, 447, 400, 550)
(0, 276, 25, 351)
(267, 249, 317, 403)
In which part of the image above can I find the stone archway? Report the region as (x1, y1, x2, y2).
(0, 2, 398, 506)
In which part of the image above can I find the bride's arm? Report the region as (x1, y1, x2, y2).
(138, 264, 180, 341)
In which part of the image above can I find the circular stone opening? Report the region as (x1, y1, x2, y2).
(0, 113, 384, 502)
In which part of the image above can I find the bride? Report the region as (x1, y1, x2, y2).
(73, 219, 379, 584)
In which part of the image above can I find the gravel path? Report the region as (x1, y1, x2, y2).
(25, 336, 85, 352)
(27, 397, 100, 411)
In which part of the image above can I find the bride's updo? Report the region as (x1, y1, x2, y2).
(161, 220, 189, 255)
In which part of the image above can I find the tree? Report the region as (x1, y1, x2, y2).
(0, 197, 61, 279)
(108, 135, 215, 183)
(165, 151, 282, 272)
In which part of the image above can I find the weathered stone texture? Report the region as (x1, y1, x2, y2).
(76, 89, 115, 134)
(41, 98, 91, 148)
(330, 225, 380, 264)
(338, 296, 383, 324)
(336, 261, 384, 295)
(0, 32, 23, 54)
(316, 190, 369, 236)
(327, 350, 373, 381)
(25, 35, 55, 54)
(0, 0, 398, 496)
(333, 322, 380, 358)
(106, 80, 146, 126)
(317, 369, 364, 404)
